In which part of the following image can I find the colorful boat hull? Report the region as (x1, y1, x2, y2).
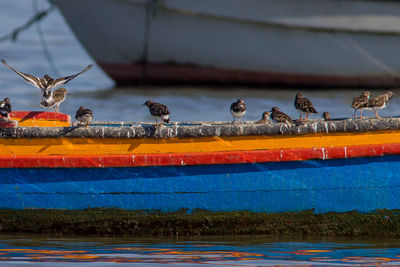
(1, 116, 400, 213)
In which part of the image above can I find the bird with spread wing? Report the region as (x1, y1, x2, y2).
(1, 59, 92, 113)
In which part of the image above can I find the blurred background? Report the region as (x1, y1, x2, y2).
(0, 0, 398, 122)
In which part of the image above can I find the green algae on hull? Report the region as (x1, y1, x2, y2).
(0, 209, 400, 237)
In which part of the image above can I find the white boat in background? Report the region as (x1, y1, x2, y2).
(55, 0, 400, 87)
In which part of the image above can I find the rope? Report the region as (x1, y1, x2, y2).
(0, 0, 59, 76)
(0, 3, 55, 43)
(141, 0, 159, 85)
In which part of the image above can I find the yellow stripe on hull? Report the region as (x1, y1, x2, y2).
(1, 130, 400, 156)
(12, 119, 71, 127)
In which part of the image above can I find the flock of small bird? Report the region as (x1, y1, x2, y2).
(230, 90, 394, 125)
(0, 59, 395, 127)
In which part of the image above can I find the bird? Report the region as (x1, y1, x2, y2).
(364, 90, 394, 119)
(322, 111, 331, 121)
(161, 116, 170, 124)
(144, 100, 171, 126)
(0, 98, 11, 119)
(294, 93, 318, 121)
(230, 99, 246, 123)
(1, 59, 93, 93)
(351, 91, 370, 119)
(269, 106, 293, 124)
(40, 88, 68, 113)
(75, 106, 93, 126)
(255, 111, 270, 124)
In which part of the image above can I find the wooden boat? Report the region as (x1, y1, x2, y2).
(1, 111, 400, 213)
(54, 0, 400, 87)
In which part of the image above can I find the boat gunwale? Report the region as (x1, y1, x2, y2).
(0, 117, 400, 139)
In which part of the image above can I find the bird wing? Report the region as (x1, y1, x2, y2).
(303, 98, 317, 113)
(276, 111, 293, 123)
(297, 97, 317, 113)
(1, 59, 42, 89)
(150, 103, 170, 116)
(52, 88, 68, 102)
(367, 95, 386, 107)
(351, 94, 368, 109)
(50, 64, 93, 89)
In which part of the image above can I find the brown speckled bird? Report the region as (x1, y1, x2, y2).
(270, 107, 293, 124)
(75, 106, 93, 126)
(40, 87, 68, 113)
(322, 111, 331, 121)
(294, 93, 318, 121)
(364, 90, 394, 119)
(0, 98, 11, 119)
(351, 91, 370, 119)
(255, 111, 270, 124)
(230, 99, 246, 123)
(144, 100, 171, 126)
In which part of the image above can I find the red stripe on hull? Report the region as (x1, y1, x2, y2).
(10, 111, 70, 121)
(0, 143, 399, 168)
(98, 62, 400, 88)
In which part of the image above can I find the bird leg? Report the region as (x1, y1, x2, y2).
(305, 114, 309, 122)
(353, 110, 357, 119)
(375, 111, 381, 119)
(299, 114, 302, 121)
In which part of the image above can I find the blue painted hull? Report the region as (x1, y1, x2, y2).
(2, 155, 399, 213)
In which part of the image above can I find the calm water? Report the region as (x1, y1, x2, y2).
(1, 1, 400, 265)
(1, 235, 400, 266)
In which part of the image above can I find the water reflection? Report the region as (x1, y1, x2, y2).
(0, 235, 400, 266)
